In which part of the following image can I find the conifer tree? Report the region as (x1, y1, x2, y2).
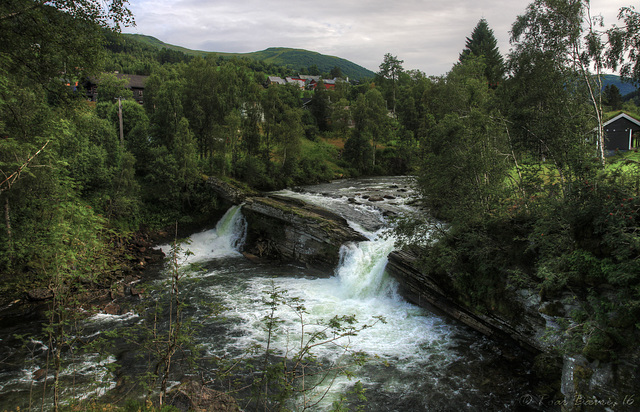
(459, 18, 505, 87)
(604, 84, 623, 110)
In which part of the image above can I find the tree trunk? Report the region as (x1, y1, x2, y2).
(4, 197, 13, 263)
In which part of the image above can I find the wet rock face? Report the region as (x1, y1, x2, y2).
(385, 246, 640, 409)
(385, 246, 550, 353)
(241, 196, 366, 272)
(559, 354, 640, 412)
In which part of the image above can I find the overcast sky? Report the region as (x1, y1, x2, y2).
(123, 0, 629, 76)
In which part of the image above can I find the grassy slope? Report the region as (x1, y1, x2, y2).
(124, 34, 375, 81)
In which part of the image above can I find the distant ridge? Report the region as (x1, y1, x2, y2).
(602, 73, 637, 97)
(124, 34, 376, 81)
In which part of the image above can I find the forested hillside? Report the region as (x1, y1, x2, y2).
(121, 34, 376, 80)
(602, 73, 637, 96)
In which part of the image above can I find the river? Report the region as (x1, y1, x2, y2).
(0, 177, 543, 411)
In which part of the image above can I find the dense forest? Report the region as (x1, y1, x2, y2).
(2, 0, 640, 409)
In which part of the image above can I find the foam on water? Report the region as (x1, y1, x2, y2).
(157, 205, 247, 263)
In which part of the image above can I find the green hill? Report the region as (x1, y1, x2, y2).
(123, 34, 375, 81)
(602, 74, 637, 97)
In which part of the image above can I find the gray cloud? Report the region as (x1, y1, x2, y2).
(125, 0, 626, 75)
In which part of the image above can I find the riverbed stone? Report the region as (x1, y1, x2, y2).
(26, 288, 53, 301)
(168, 380, 240, 411)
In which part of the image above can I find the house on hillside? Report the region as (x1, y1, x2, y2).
(308, 77, 344, 90)
(299, 75, 321, 83)
(267, 76, 286, 86)
(285, 77, 306, 89)
(266, 75, 344, 91)
(603, 112, 640, 152)
(84, 73, 149, 104)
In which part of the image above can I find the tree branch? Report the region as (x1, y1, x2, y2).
(0, 140, 49, 193)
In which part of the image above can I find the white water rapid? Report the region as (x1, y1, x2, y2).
(0, 178, 539, 411)
(157, 205, 247, 263)
(162, 178, 537, 410)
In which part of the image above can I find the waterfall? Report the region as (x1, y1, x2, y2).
(334, 231, 398, 299)
(158, 205, 247, 263)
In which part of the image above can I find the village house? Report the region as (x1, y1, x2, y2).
(84, 73, 149, 105)
(266, 75, 344, 91)
(602, 112, 640, 152)
(267, 76, 286, 86)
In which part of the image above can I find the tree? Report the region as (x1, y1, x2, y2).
(148, 78, 185, 149)
(459, 18, 505, 87)
(377, 53, 404, 114)
(308, 64, 321, 76)
(276, 108, 303, 178)
(173, 117, 200, 199)
(310, 80, 331, 132)
(262, 83, 300, 172)
(417, 58, 510, 222)
(348, 88, 388, 172)
(606, 6, 640, 84)
(604, 84, 623, 110)
(94, 72, 133, 103)
(108, 99, 150, 163)
(395, 69, 434, 142)
(0, 0, 133, 87)
(510, 0, 608, 165)
(330, 66, 343, 79)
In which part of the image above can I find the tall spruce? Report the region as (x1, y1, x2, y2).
(459, 18, 505, 87)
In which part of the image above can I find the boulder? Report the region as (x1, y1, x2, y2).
(26, 288, 53, 301)
(242, 195, 366, 272)
(33, 369, 47, 381)
(168, 380, 240, 412)
(103, 302, 121, 315)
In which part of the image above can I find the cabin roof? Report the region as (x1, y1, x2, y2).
(603, 112, 640, 128)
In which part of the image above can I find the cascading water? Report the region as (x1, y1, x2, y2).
(0, 178, 541, 411)
(158, 205, 247, 263)
(334, 231, 397, 300)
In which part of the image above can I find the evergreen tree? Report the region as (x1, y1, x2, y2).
(330, 66, 343, 79)
(459, 18, 505, 87)
(604, 84, 623, 110)
(310, 79, 331, 132)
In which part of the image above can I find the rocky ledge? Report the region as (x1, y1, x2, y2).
(241, 195, 366, 272)
(386, 246, 640, 412)
(386, 246, 547, 352)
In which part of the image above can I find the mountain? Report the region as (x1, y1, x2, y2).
(602, 74, 637, 97)
(123, 34, 376, 81)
